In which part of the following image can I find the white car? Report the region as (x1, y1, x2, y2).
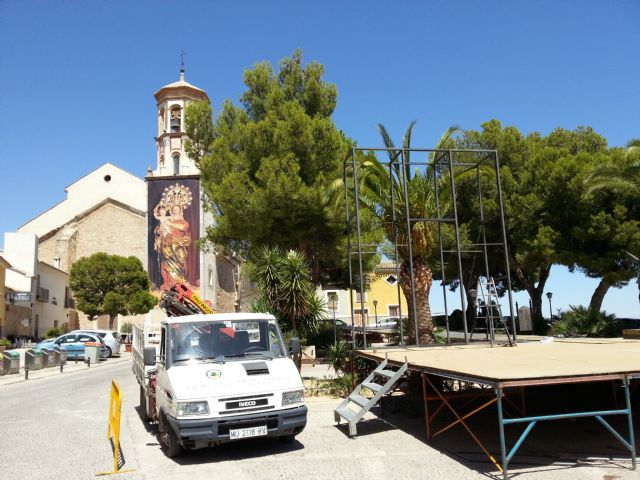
(71, 329, 121, 357)
(371, 316, 406, 329)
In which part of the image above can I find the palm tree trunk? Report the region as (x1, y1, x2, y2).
(399, 258, 434, 344)
(589, 278, 611, 312)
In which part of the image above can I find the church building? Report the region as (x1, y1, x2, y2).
(4, 67, 241, 337)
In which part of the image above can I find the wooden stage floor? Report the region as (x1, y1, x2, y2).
(357, 337, 640, 385)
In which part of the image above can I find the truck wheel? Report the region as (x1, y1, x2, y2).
(160, 415, 183, 458)
(139, 386, 149, 420)
(164, 426, 183, 458)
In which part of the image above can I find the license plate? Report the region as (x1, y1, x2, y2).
(229, 425, 267, 440)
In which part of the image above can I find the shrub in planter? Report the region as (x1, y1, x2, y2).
(45, 328, 63, 339)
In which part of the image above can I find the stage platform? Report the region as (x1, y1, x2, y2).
(357, 337, 640, 386)
(354, 338, 639, 479)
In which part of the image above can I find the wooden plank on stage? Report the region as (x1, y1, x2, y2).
(357, 338, 640, 383)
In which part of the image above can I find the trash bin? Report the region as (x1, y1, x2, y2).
(53, 347, 66, 365)
(41, 348, 56, 368)
(84, 342, 101, 364)
(25, 349, 43, 370)
(2, 350, 20, 375)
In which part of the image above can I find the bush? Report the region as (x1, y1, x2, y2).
(0, 338, 11, 348)
(329, 374, 355, 397)
(45, 328, 63, 339)
(550, 306, 622, 338)
(305, 323, 340, 355)
(121, 322, 134, 334)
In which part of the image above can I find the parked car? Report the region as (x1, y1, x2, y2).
(70, 329, 121, 357)
(369, 316, 409, 329)
(36, 332, 109, 359)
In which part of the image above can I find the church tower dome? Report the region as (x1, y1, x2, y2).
(152, 67, 209, 177)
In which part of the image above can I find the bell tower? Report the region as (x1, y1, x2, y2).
(151, 66, 209, 177)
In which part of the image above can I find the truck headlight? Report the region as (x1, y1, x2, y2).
(282, 389, 304, 405)
(176, 401, 209, 416)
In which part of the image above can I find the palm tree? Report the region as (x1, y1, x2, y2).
(585, 139, 640, 198)
(354, 122, 460, 344)
(585, 139, 640, 307)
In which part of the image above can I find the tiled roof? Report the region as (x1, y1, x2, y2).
(376, 261, 399, 272)
(155, 70, 207, 97)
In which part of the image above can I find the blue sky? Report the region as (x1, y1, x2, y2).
(1, 1, 638, 317)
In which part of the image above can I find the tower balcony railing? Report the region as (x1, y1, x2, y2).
(36, 287, 49, 302)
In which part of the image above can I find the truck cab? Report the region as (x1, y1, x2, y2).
(143, 312, 307, 456)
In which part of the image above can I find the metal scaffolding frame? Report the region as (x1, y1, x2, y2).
(343, 146, 516, 347)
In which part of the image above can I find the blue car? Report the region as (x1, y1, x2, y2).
(36, 332, 109, 360)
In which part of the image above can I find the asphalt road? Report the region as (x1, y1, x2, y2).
(0, 359, 637, 480)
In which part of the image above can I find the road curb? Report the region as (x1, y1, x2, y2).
(0, 352, 132, 387)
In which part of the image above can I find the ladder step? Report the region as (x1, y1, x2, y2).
(335, 406, 358, 423)
(376, 368, 396, 378)
(349, 393, 372, 408)
(362, 382, 383, 394)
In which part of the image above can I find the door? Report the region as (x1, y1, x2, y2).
(353, 309, 369, 327)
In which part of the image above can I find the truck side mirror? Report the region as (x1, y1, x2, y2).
(143, 346, 157, 366)
(289, 338, 301, 355)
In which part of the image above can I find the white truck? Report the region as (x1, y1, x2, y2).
(133, 307, 307, 457)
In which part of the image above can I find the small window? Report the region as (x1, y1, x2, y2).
(54, 320, 58, 328)
(173, 155, 180, 175)
(77, 334, 94, 342)
(327, 292, 338, 309)
(385, 274, 398, 286)
(355, 291, 367, 303)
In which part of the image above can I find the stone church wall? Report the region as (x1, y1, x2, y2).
(39, 202, 146, 271)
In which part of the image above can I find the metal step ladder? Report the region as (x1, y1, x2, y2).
(334, 358, 408, 437)
(470, 277, 513, 346)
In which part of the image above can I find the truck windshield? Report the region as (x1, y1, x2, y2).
(167, 319, 287, 366)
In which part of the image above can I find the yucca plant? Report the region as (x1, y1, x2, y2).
(323, 341, 352, 375)
(250, 246, 326, 338)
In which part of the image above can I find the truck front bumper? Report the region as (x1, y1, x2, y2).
(165, 405, 307, 447)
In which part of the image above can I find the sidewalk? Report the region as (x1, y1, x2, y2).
(300, 361, 337, 379)
(0, 349, 132, 387)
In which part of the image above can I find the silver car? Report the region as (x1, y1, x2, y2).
(71, 329, 121, 357)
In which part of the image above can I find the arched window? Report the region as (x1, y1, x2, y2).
(173, 154, 180, 175)
(170, 107, 181, 133)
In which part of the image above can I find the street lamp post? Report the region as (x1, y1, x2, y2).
(373, 300, 378, 327)
(546, 292, 553, 321)
(332, 298, 337, 344)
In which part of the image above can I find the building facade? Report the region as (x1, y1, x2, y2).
(3, 233, 71, 338)
(0, 254, 11, 338)
(319, 262, 408, 327)
(2, 68, 244, 336)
